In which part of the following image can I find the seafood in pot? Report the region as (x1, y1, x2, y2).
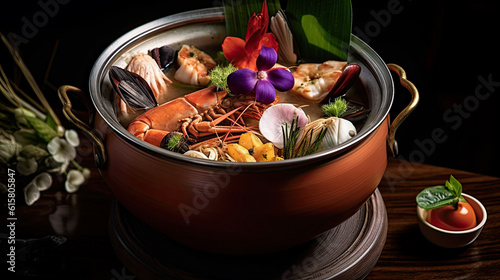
(174, 45, 217, 86)
(126, 53, 172, 100)
(127, 86, 259, 147)
(290, 60, 347, 102)
(114, 53, 172, 125)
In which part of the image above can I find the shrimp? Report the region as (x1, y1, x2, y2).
(126, 53, 172, 102)
(174, 45, 216, 86)
(290, 60, 347, 102)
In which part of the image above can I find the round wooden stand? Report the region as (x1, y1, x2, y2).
(109, 189, 387, 280)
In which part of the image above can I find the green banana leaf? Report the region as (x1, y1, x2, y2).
(286, 0, 352, 62)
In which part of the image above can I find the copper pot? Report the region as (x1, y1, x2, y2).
(59, 8, 418, 254)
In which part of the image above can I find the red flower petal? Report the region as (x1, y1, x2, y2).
(245, 0, 269, 41)
(222, 37, 246, 64)
(259, 33, 279, 54)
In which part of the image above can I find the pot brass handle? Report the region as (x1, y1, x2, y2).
(58, 85, 107, 168)
(386, 64, 420, 157)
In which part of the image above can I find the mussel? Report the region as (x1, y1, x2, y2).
(150, 45, 176, 70)
(109, 66, 158, 112)
(320, 63, 361, 103)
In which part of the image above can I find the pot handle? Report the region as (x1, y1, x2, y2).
(386, 64, 420, 157)
(58, 85, 107, 169)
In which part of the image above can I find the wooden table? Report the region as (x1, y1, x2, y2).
(4, 149, 500, 279)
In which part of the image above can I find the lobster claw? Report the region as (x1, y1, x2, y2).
(109, 66, 158, 112)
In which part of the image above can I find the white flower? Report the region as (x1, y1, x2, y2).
(24, 182, 40, 206)
(64, 129, 80, 147)
(81, 168, 91, 179)
(65, 169, 85, 193)
(17, 156, 38, 175)
(33, 172, 53, 191)
(21, 173, 54, 206)
(47, 137, 76, 163)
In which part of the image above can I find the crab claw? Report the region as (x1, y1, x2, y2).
(109, 66, 158, 112)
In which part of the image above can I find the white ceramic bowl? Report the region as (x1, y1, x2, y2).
(417, 193, 487, 248)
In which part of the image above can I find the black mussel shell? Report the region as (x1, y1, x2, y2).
(109, 66, 158, 112)
(150, 45, 176, 70)
(321, 63, 361, 104)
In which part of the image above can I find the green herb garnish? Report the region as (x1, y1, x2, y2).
(160, 132, 189, 154)
(322, 97, 347, 117)
(281, 116, 328, 159)
(281, 116, 302, 160)
(209, 63, 238, 91)
(416, 175, 467, 210)
(296, 126, 327, 157)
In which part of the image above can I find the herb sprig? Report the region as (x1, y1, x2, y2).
(416, 175, 467, 210)
(322, 97, 347, 117)
(281, 116, 302, 159)
(281, 116, 327, 159)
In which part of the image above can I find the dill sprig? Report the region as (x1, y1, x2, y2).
(209, 63, 238, 92)
(322, 97, 347, 117)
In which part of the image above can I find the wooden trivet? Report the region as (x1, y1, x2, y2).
(109, 189, 387, 280)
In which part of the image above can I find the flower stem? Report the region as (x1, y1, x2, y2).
(0, 33, 63, 136)
(71, 159, 84, 171)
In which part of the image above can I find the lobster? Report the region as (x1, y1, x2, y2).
(127, 85, 257, 147)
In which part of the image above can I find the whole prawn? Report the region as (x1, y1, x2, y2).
(291, 60, 347, 102)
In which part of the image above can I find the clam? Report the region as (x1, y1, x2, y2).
(270, 9, 297, 65)
(183, 150, 209, 159)
(303, 117, 357, 152)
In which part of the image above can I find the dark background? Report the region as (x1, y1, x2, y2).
(0, 0, 498, 177)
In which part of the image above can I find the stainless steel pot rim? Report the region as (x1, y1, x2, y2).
(88, 7, 394, 169)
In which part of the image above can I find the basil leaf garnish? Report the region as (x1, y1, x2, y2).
(416, 175, 467, 210)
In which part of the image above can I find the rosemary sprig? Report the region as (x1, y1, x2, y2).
(281, 116, 301, 160)
(281, 116, 328, 159)
(296, 126, 327, 157)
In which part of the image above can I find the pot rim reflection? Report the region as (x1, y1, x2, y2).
(88, 7, 394, 169)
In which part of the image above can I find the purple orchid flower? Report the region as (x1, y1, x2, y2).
(227, 46, 294, 104)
